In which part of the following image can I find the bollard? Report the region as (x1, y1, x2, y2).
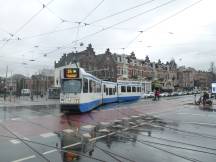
(81, 133, 91, 153)
(80, 124, 96, 138)
(122, 117, 130, 127)
(97, 121, 111, 130)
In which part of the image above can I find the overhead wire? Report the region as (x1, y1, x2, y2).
(73, 0, 105, 50)
(124, 0, 204, 49)
(137, 140, 202, 162)
(43, 0, 177, 56)
(13, 0, 55, 35)
(1, 0, 174, 58)
(88, 0, 156, 25)
(0, 133, 106, 162)
(130, 131, 216, 152)
(7, 0, 155, 41)
(107, 101, 216, 142)
(73, 0, 177, 43)
(117, 134, 216, 157)
(3, 104, 216, 162)
(0, 122, 51, 162)
(82, 0, 105, 23)
(95, 145, 135, 162)
(95, 145, 123, 162)
(0, 0, 55, 51)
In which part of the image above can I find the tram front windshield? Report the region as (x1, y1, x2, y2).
(62, 79, 81, 93)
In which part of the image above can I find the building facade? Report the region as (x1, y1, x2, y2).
(55, 44, 117, 83)
(55, 44, 215, 92)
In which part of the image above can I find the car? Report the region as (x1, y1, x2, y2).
(183, 91, 187, 95)
(160, 92, 169, 97)
(141, 93, 149, 99)
(177, 92, 183, 96)
(141, 92, 155, 99)
(171, 92, 178, 96)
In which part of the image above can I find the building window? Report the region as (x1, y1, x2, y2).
(83, 78, 88, 93)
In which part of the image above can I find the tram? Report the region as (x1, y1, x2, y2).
(60, 67, 142, 112)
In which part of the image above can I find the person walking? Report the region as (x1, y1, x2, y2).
(154, 89, 160, 101)
(203, 91, 209, 106)
(156, 89, 160, 101)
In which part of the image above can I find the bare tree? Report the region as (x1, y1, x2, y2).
(209, 62, 216, 74)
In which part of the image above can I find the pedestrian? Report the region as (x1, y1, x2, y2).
(154, 89, 157, 101)
(154, 89, 160, 101)
(203, 91, 209, 106)
(156, 89, 160, 101)
(30, 94, 34, 101)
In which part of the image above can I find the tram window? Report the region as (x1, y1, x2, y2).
(138, 87, 141, 92)
(92, 81, 96, 93)
(121, 86, 126, 92)
(96, 83, 101, 93)
(83, 78, 88, 93)
(109, 88, 112, 95)
(127, 86, 131, 92)
(113, 87, 116, 95)
(106, 88, 109, 95)
(89, 80, 93, 93)
(132, 86, 136, 92)
(104, 85, 106, 93)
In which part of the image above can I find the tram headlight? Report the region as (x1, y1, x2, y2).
(74, 99, 80, 104)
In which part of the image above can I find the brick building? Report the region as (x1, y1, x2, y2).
(177, 67, 196, 90)
(55, 44, 117, 83)
(54, 44, 215, 91)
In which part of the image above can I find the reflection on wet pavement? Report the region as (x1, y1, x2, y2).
(0, 96, 216, 162)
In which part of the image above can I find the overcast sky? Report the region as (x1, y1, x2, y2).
(0, 0, 215, 76)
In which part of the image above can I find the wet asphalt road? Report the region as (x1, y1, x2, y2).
(0, 95, 216, 162)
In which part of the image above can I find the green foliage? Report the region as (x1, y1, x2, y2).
(152, 80, 161, 90)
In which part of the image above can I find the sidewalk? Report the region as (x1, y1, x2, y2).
(0, 96, 59, 108)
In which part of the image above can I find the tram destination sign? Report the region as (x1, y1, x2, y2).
(64, 68, 79, 79)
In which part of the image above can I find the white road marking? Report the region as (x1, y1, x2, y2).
(40, 132, 56, 138)
(81, 125, 95, 129)
(11, 118, 21, 121)
(176, 112, 216, 117)
(10, 139, 21, 144)
(43, 149, 57, 155)
(11, 155, 36, 162)
(11, 121, 145, 162)
(183, 122, 216, 127)
(62, 129, 74, 133)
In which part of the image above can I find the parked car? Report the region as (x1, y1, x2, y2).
(183, 91, 187, 95)
(141, 92, 154, 99)
(171, 92, 179, 96)
(160, 92, 169, 97)
(177, 92, 183, 96)
(141, 93, 149, 99)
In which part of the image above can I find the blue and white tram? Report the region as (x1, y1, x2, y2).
(60, 67, 143, 112)
(117, 80, 142, 102)
(102, 81, 118, 104)
(60, 67, 102, 112)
